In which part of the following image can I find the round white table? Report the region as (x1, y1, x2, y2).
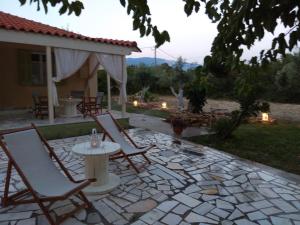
(60, 98, 82, 117)
(72, 141, 121, 195)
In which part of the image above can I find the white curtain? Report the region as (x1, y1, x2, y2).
(85, 53, 100, 92)
(96, 53, 127, 103)
(53, 48, 90, 106)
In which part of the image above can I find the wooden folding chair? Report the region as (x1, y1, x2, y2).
(77, 97, 102, 118)
(95, 92, 104, 114)
(32, 93, 48, 119)
(0, 124, 93, 225)
(93, 112, 155, 173)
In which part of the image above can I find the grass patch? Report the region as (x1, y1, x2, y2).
(187, 122, 300, 175)
(112, 102, 170, 119)
(37, 118, 130, 140)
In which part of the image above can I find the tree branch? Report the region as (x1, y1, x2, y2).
(170, 86, 178, 97)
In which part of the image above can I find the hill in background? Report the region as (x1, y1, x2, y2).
(126, 57, 199, 70)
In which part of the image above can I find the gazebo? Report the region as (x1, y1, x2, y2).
(0, 11, 140, 123)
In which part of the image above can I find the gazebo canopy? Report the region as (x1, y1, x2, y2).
(0, 11, 141, 122)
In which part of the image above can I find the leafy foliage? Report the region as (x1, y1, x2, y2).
(97, 70, 119, 96)
(98, 62, 195, 97)
(212, 64, 270, 139)
(143, 90, 159, 103)
(19, 0, 84, 16)
(126, 64, 158, 94)
(185, 72, 207, 113)
(205, 51, 300, 104)
(274, 52, 300, 102)
(20, 0, 299, 60)
(170, 57, 193, 110)
(171, 57, 192, 89)
(154, 63, 174, 93)
(206, 0, 300, 64)
(186, 83, 206, 113)
(212, 116, 236, 139)
(120, 0, 170, 47)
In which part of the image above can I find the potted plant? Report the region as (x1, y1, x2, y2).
(171, 117, 187, 136)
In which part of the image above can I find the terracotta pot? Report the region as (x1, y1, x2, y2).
(173, 126, 184, 136)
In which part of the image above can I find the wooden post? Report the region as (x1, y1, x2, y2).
(46, 46, 54, 124)
(88, 70, 97, 97)
(121, 101, 126, 117)
(107, 73, 111, 111)
(121, 56, 127, 117)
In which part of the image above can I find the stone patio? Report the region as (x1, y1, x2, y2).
(1, 128, 300, 225)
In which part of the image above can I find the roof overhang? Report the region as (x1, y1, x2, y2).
(0, 28, 140, 55)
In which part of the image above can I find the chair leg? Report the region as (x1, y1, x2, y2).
(124, 155, 140, 173)
(36, 199, 56, 225)
(78, 191, 91, 208)
(57, 201, 88, 225)
(142, 153, 151, 164)
(2, 160, 12, 207)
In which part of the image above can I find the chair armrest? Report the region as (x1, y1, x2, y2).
(73, 178, 96, 183)
(137, 144, 156, 150)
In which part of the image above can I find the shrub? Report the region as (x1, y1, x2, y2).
(186, 76, 207, 113)
(186, 85, 206, 113)
(212, 117, 235, 138)
(144, 91, 159, 102)
(212, 110, 239, 138)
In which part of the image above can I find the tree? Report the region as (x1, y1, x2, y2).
(275, 52, 300, 102)
(20, 0, 300, 63)
(134, 64, 152, 102)
(152, 63, 173, 94)
(213, 64, 270, 139)
(185, 73, 207, 113)
(126, 64, 159, 101)
(170, 57, 191, 110)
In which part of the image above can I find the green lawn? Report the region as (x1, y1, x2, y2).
(187, 122, 300, 175)
(37, 118, 130, 140)
(111, 102, 170, 119)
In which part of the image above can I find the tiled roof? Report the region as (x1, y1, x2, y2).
(0, 11, 139, 50)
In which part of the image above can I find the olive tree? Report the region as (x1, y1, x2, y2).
(170, 57, 190, 110)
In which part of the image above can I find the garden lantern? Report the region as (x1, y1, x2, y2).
(262, 112, 269, 122)
(133, 100, 138, 107)
(161, 102, 167, 109)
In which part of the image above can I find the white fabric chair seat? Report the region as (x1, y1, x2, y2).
(121, 144, 148, 155)
(3, 130, 84, 197)
(97, 114, 147, 156)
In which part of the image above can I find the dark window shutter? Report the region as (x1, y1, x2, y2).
(17, 50, 32, 85)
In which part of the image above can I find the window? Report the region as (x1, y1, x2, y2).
(31, 52, 46, 85)
(17, 50, 56, 86)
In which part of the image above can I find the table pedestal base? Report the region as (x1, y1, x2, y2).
(83, 173, 120, 195)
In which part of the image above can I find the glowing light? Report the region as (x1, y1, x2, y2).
(133, 100, 138, 107)
(262, 113, 269, 122)
(90, 128, 100, 148)
(161, 102, 167, 109)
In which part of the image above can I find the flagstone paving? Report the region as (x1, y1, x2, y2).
(1, 128, 300, 224)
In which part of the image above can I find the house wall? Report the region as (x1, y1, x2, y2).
(0, 42, 98, 110)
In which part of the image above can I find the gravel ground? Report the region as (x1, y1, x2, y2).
(160, 96, 300, 122)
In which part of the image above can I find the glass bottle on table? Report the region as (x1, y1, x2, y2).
(90, 128, 100, 148)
